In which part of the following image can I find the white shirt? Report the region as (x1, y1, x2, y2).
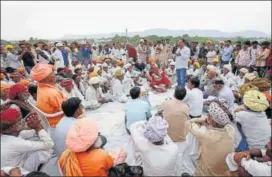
(221, 72, 236, 90)
(241, 158, 271, 176)
(6, 51, 21, 69)
(130, 121, 179, 176)
(234, 111, 271, 149)
(217, 86, 235, 106)
(184, 88, 204, 117)
(1, 129, 54, 169)
(175, 46, 191, 69)
(112, 78, 128, 103)
(52, 49, 65, 70)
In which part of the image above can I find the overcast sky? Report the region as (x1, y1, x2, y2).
(1, 1, 271, 40)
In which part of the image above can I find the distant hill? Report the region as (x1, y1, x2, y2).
(61, 28, 271, 40)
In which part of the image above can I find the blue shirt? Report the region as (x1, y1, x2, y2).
(222, 46, 233, 62)
(125, 99, 152, 128)
(53, 117, 76, 156)
(61, 49, 69, 66)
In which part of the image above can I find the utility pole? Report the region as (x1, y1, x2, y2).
(125, 28, 128, 42)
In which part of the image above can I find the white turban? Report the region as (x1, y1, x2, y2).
(144, 116, 169, 143)
(223, 64, 232, 71)
(207, 65, 215, 70)
(89, 77, 100, 85)
(124, 63, 132, 69)
(56, 42, 64, 47)
(239, 68, 249, 74)
(102, 63, 108, 67)
(169, 61, 175, 66)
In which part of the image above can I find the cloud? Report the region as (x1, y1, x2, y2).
(1, 1, 271, 40)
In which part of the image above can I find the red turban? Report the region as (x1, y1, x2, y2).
(60, 79, 73, 87)
(9, 83, 28, 100)
(30, 63, 54, 82)
(64, 67, 72, 73)
(0, 108, 20, 124)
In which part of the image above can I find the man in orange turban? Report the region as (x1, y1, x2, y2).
(0, 83, 10, 104)
(19, 79, 31, 87)
(9, 72, 21, 84)
(30, 63, 67, 127)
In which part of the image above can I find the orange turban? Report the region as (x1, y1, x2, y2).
(148, 58, 156, 63)
(0, 73, 5, 80)
(30, 63, 54, 82)
(117, 60, 124, 66)
(19, 79, 31, 87)
(0, 83, 10, 91)
(17, 67, 25, 73)
(89, 72, 98, 79)
(206, 40, 213, 44)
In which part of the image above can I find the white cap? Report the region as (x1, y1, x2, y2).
(170, 61, 175, 66)
(225, 153, 238, 172)
(239, 68, 249, 74)
(207, 65, 215, 70)
(124, 63, 132, 69)
(139, 39, 144, 43)
(89, 77, 100, 85)
(56, 42, 64, 47)
(102, 63, 108, 67)
(168, 59, 174, 63)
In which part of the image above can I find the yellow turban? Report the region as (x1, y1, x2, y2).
(19, 79, 31, 87)
(194, 62, 200, 68)
(251, 78, 271, 92)
(0, 83, 10, 91)
(244, 73, 256, 81)
(114, 69, 123, 77)
(238, 83, 259, 96)
(5, 45, 13, 50)
(0, 73, 5, 80)
(17, 67, 25, 73)
(206, 40, 213, 44)
(212, 58, 219, 63)
(243, 90, 269, 112)
(89, 72, 98, 79)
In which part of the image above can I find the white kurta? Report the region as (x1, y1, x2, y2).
(1, 129, 53, 172)
(241, 158, 271, 176)
(123, 71, 135, 96)
(52, 49, 65, 71)
(166, 68, 176, 84)
(130, 121, 179, 176)
(221, 72, 236, 90)
(112, 78, 128, 103)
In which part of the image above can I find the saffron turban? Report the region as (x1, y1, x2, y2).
(60, 79, 73, 87)
(206, 40, 213, 44)
(243, 90, 269, 112)
(9, 83, 28, 100)
(208, 98, 231, 126)
(66, 118, 99, 152)
(0, 83, 10, 91)
(17, 67, 25, 73)
(148, 58, 156, 63)
(0, 73, 5, 80)
(144, 116, 169, 143)
(19, 79, 31, 87)
(89, 72, 98, 79)
(89, 77, 100, 85)
(30, 63, 54, 82)
(194, 62, 200, 68)
(0, 108, 20, 124)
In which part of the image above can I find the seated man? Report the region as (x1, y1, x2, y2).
(125, 87, 152, 134)
(221, 64, 236, 90)
(185, 99, 235, 176)
(1, 109, 54, 173)
(227, 136, 271, 176)
(130, 116, 179, 176)
(202, 69, 219, 97)
(147, 65, 170, 93)
(234, 68, 249, 90)
(59, 78, 96, 109)
(85, 77, 112, 107)
(234, 90, 270, 149)
(165, 61, 176, 86)
(184, 77, 204, 118)
(54, 97, 84, 156)
(59, 118, 114, 176)
(123, 63, 135, 96)
(0, 83, 10, 105)
(8, 72, 21, 85)
(213, 79, 235, 106)
(112, 69, 128, 103)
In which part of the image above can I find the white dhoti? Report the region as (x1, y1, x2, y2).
(23, 150, 51, 172)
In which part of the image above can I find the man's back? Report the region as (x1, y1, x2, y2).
(218, 86, 235, 106)
(125, 99, 151, 128)
(54, 117, 76, 156)
(160, 99, 189, 142)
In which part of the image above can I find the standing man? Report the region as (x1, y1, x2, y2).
(175, 39, 190, 87)
(235, 41, 255, 71)
(52, 42, 65, 71)
(5, 45, 21, 73)
(18, 43, 35, 74)
(221, 40, 233, 67)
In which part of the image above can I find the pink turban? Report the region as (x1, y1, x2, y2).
(30, 63, 54, 82)
(66, 118, 99, 152)
(144, 116, 169, 143)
